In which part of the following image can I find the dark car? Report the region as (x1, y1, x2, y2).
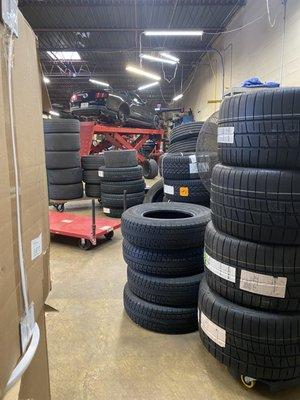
(70, 89, 160, 129)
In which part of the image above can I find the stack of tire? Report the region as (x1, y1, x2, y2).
(160, 153, 210, 205)
(44, 118, 83, 200)
(99, 150, 145, 218)
(122, 203, 211, 334)
(168, 122, 203, 153)
(81, 154, 105, 198)
(198, 88, 300, 387)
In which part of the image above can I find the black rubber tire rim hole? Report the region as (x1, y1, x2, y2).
(142, 210, 193, 219)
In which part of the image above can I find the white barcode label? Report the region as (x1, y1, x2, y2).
(204, 252, 236, 283)
(240, 270, 287, 298)
(98, 170, 104, 177)
(189, 162, 198, 174)
(164, 184, 174, 195)
(197, 162, 209, 173)
(31, 233, 42, 261)
(201, 312, 226, 348)
(103, 207, 110, 214)
(218, 126, 234, 143)
(189, 154, 197, 163)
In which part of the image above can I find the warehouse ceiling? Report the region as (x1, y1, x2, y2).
(19, 0, 246, 109)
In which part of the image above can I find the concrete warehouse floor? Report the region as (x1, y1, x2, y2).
(46, 202, 300, 400)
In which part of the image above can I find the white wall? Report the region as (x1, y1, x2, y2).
(183, 0, 300, 121)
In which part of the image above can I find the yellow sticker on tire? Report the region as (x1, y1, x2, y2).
(180, 187, 189, 197)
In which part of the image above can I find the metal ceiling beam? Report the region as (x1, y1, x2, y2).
(35, 26, 224, 33)
(45, 81, 164, 85)
(43, 79, 179, 85)
(37, 28, 143, 33)
(19, 0, 246, 6)
(46, 80, 169, 86)
(44, 73, 130, 77)
(40, 47, 211, 53)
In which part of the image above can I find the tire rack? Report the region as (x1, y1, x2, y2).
(80, 122, 164, 162)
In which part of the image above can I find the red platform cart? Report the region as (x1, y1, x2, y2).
(49, 199, 121, 250)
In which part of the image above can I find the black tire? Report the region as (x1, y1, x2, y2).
(78, 239, 93, 250)
(198, 278, 300, 381)
(44, 133, 80, 151)
(144, 179, 164, 203)
(161, 153, 198, 180)
(164, 178, 210, 205)
(118, 109, 128, 126)
(83, 170, 101, 184)
(211, 164, 300, 245)
(205, 222, 300, 312)
(101, 179, 145, 195)
(99, 166, 143, 182)
(105, 231, 114, 240)
(168, 138, 198, 153)
(104, 150, 138, 168)
(103, 207, 123, 218)
(170, 122, 203, 144)
(43, 118, 80, 134)
(45, 151, 81, 169)
(142, 159, 158, 179)
(48, 183, 83, 200)
(124, 283, 198, 334)
(85, 183, 101, 198)
(81, 154, 105, 170)
(123, 239, 204, 277)
(218, 88, 300, 169)
(121, 202, 211, 250)
(101, 191, 145, 208)
(47, 167, 82, 185)
(127, 267, 203, 306)
(153, 115, 160, 129)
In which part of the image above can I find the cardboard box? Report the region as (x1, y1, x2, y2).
(3, 311, 50, 400)
(0, 11, 51, 399)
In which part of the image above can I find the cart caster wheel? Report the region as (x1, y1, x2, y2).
(78, 239, 93, 250)
(104, 231, 114, 240)
(240, 375, 256, 389)
(54, 204, 65, 212)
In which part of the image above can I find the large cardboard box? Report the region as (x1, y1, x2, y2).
(0, 11, 51, 399)
(3, 310, 51, 400)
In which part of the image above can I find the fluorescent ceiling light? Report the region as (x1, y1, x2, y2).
(144, 30, 203, 36)
(89, 78, 110, 87)
(140, 54, 177, 65)
(49, 110, 60, 117)
(47, 51, 81, 61)
(160, 52, 180, 63)
(43, 76, 50, 84)
(126, 65, 161, 81)
(173, 93, 183, 102)
(138, 81, 160, 91)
